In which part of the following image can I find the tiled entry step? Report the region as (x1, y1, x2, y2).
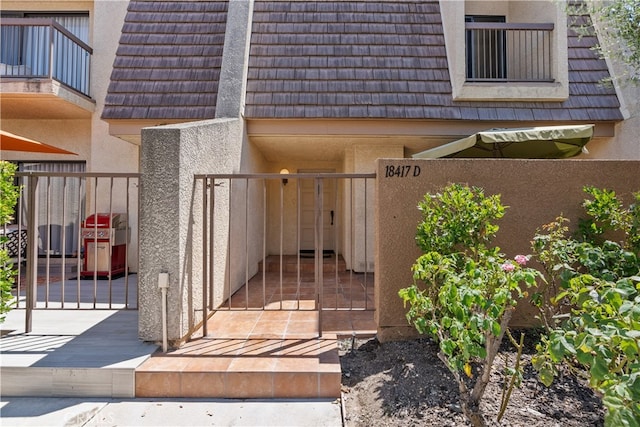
(135, 311, 342, 399)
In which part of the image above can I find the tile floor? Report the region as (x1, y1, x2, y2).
(135, 255, 376, 399)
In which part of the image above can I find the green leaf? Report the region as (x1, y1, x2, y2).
(604, 406, 640, 427)
(576, 350, 594, 366)
(441, 339, 455, 356)
(559, 335, 576, 355)
(553, 290, 570, 304)
(491, 320, 501, 337)
(627, 330, 640, 339)
(539, 366, 555, 387)
(549, 336, 566, 362)
(591, 357, 610, 381)
(620, 338, 638, 358)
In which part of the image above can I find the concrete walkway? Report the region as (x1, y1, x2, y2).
(0, 397, 343, 426)
(0, 309, 343, 426)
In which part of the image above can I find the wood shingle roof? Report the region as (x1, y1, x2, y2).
(244, 0, 623, 122)
(102, 0, 228, 120)
(102, 0, 623, 123)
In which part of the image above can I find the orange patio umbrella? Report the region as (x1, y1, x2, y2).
(0, 130, 77, 155)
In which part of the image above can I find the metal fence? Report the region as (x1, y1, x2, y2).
(3, 172, 139, 332)
(194, 173, 376, 336)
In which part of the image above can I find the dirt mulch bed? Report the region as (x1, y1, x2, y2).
(339, 335, 604, 427)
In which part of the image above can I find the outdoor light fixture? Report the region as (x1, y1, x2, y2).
(279, 168, 290, 185)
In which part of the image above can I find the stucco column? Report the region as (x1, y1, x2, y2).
(216, 0, 254, 118)
(349, 145, 403, 272)
(138, 119, 243, 344)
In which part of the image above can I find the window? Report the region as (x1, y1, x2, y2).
(18, 162, 86, 256)
(465, 15, 506, 81)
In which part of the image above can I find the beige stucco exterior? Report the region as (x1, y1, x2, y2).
(2, 0, 637, 346)
(375, 158, 640, 342)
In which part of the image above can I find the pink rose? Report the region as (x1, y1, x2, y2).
(501, 262, 515, 272)
(515, 255, 528, 266)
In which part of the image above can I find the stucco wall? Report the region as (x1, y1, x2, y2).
(375, 158, 640, 342)
(139, 118, 249, 343)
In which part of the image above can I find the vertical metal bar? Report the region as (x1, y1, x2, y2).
(76, 176, 84, 309)
(124, 177, 130, 308)
(245, 178, 250, 310)
(25, 176, 39, 333)
(202, 177, 208, 337)
(49, 24, 54, 79)
(350, 178, 354, 310)
(45, 176, 51, 308)
(108, 177, 114, 308)
(86, 40, 91, 96)
(315, 177, 324, 337)
(262, 179, 267, 309)
(483, 29, 488, 78)
(525, 30, 529, 80)
(546, 30, 551, 79)
(227, 178, 232, 310)
(364, 177, 369, 310)
(61, 177, 67, 308)
(333, 178, 339, 310)
(279, 178, 284, 310)
(517, 30, 521, 80)
(491, 28, 496, 78)
(135, 176, 140, 309)
(209, 177, 215, 310)
(542, 31, 546, 79)
(92, 177, 98, 308)
(296, 177, 301, 310)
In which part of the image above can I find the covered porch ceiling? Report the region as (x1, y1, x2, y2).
(105, 118, 616, 161)
(246, 119, 616, 162)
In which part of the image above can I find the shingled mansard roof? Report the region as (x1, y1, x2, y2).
(245, 0, 622, 121)
(102, 0, 228, 120)
(103, 0, 623, 123)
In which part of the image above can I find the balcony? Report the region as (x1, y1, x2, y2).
(0, 18, 95, 120)
(465, 22, 555, 83)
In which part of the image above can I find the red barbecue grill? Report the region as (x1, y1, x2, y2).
(80, 213, 128, 279)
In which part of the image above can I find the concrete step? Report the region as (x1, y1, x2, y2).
(0, 309, 157, 398)
(134, 336, 341, 399)
(0, 366, 136, 398)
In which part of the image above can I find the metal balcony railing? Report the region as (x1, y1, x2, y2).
(465, 22, 554, 82)
(0, 18, 92, 97)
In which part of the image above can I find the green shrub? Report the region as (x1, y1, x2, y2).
(399, 183, 539, 427)
(532, 186, 640, 426)
(0, 161, 20, 322)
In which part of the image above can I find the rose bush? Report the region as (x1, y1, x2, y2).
(399, 183, 540, 427)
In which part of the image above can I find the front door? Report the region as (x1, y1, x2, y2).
(299, 170, 336, 255)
